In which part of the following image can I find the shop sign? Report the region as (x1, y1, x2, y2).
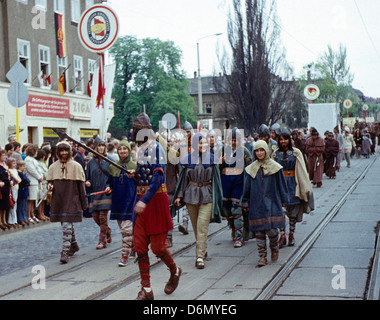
(27, 94, 70, 118)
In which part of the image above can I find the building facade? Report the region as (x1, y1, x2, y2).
(0, 0, 113, 146)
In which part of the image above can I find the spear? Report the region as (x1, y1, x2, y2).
(52, 128, 134, 175)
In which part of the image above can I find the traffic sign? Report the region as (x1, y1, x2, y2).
(6, 61, 29, 108)
(78, 5, 119, 53)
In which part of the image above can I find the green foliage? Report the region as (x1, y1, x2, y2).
(108, 35, 197, 138)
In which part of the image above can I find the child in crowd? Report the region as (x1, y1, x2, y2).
(7, 158, 21, 227)
(17, 160, 31, 226)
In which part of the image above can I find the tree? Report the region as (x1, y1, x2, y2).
(108, 36, 197, 138)
(217, 0, 297, 135)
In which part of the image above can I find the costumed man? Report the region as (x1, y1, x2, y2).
(177, 121, 194, 235)
(156, 133, 180, 248)
(324, 132, 340, 179)
(305, 128, 325, 187)
(270, 123, 281, 143)
(220, 128, 252, 247)
(258, 124, 278, 156)
(47, 141, 87, 264)
(272, 129, 314, 248)
(132, 113, 181, 300)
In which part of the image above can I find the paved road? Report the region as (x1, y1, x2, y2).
(0, 153, 379, 301)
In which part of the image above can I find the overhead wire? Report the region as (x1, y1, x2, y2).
(353, 0, 380, 60)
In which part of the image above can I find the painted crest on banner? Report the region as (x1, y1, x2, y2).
(304, 84, 320, 101)
(343, 99, 352, 109)
(78, 5, 119, 52)
(362, 104, 368, 111)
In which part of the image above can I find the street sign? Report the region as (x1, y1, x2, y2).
(78, 5, 119, 53)
(6, 61, 29, 108)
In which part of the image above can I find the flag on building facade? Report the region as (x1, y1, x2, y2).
(96, 52, 105, 108)
(54, 13, 67, 58)
(177, 110, 180, 130)
(58, 72, 66, 96)
(87, 74, 93, 97)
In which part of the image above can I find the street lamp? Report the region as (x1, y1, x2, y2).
(197, 33, 223, 115)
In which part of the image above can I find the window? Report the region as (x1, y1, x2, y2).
(57, 56, 69, 91)
(35, 0, 47, 10)
(74, 55, 84, 93)
(85, 0, 94, 10)
(88, 58, 96, 79)
(71, 0, 81, 22)
(206, 103, 212, 114)
(17, 39, 31, 84)
(38, 45, 51, 88)
(54, 0, 64, 14)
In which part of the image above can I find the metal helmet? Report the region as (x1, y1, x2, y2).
(258, 124, 270, 137)
(270, 123, 281, 135)
(182, 121, 193, 131)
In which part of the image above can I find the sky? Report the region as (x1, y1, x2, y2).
(109, 0, 380, 98)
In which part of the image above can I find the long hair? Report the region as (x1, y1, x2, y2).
(278, 132, 293, 152)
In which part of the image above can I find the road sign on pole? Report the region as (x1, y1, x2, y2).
(6, 62, 29, 142)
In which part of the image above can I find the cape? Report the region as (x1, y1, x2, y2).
(47, 159, 85, 182)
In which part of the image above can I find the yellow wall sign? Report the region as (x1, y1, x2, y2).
(80, 129, 99, 138)
(43, 128, 59, 137)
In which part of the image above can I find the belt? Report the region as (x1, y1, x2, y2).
(283, 170, 295, 177)
(136, 183, 167, 195)
(189, 180, 212, 187)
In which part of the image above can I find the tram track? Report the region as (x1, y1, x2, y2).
(255, 155, 378, 300)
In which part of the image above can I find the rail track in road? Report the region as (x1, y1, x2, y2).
(255, 155, 380, 300)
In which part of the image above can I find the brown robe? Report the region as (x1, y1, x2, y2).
(47, 159, 87, 223)
(305, 136, 325, 185)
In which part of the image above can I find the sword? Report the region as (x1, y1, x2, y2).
(52, 128, 131, 175)
(33, 190, 49, 214)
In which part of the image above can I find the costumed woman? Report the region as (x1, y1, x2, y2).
(241, 140, 288, 267)
(220, 128, 252, 248)
(105, 139, 137, 266)
(173, 133, 222, 269)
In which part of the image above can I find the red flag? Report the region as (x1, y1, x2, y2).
(96, 53, 105, 108)
(46, 73, 52, 85)
(198, 121, 202, 132)
(87, 74, 93, 97)
(177, 110, 180, 130)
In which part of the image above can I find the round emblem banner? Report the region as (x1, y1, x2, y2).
(343, 99, 352, 109)
(304, 84, 320, 101)
(78, 5, 119, 52)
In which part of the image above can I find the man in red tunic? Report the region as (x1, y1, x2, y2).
(132, 113, 181, 300)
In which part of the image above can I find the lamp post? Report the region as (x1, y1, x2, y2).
(197, 33, 223, 115)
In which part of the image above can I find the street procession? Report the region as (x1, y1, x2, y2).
(1, 0, 380, 304)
